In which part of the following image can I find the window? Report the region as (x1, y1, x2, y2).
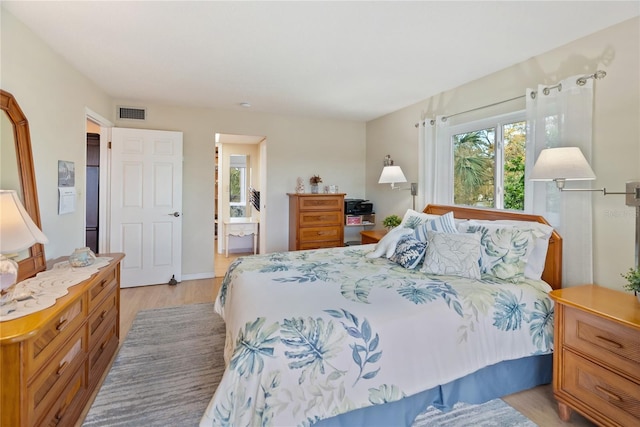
(229, 155, 247, 217)
(448, 112, 526, 210)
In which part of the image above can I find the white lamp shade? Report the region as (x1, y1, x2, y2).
(378, 166, 407, 184)
(529, 147, 596, 181)
(0, 190, 48, 254)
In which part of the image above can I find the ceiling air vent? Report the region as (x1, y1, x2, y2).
(118, 106, 146, 120)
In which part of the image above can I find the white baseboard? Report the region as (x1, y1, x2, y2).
(181, 272, 215, 281)
(227, 248, 254, 254)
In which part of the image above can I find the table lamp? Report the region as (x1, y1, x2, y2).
(1, 189, 48, 312)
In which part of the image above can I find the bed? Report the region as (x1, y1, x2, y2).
(200, 204, 562, 427)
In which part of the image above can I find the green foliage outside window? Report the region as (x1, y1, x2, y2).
(503, 122, 526, 210)
(230, 167, 241, 203)
(453, 121, 526, 210)
(230, 166, 246, 217)
(453, 129, 495, 207)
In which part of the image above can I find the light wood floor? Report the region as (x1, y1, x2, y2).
(79, 253, 596, 427)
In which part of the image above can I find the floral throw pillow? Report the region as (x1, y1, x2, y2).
(457, 219, 553, 281)
(390, 234, 427, 269)
(420, 231, 481, 279)
(465, 225, 536, 281)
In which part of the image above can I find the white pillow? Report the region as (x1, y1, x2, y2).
(457, 219, 553, 280)
(365, 226, 414, 259)
(399, 209, 441, 230)
(420, 231, 481, 280)
(413, 211, 458, 242)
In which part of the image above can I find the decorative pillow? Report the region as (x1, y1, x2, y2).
(390, 234, 427, 269)
(420, 231, 481, 280)
(365, 226, 414, 259)
(461, 224, 536, 281)
(458, 220, 553, 280)
(413, 211, 458, 242)
(399, 209, 441, 230)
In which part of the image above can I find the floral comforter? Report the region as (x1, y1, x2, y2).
(200, 245, 554, 427)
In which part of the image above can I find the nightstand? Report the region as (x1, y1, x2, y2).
(549, 285, 640, 426)
(360, 229, 387, 244)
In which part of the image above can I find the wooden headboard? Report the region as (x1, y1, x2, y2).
(424, 204, 563, 290)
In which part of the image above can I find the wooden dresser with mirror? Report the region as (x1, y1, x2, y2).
(1, 90, 124, 427)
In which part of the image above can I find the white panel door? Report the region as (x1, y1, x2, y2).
(110, 128, 183, 287)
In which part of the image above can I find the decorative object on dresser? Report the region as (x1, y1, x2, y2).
(549, 284, 640, 427)
(68, 246, 97, 268)
(0, 190, 49, 314)
(1, 253, 125, 427)
(309, 174, 322, 194)
(288, 193, 345, 250)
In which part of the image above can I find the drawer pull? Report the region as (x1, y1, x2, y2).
(54, 405, 67, 425)
(56, 318, 68, 331)
(100, 310, 108, 319)
(595, 385, 622, 402)
(595, 335, 623, 349)
(96, 341, 107, 356)
(99, 279, 107, 288)
(56, 361, 68, 376)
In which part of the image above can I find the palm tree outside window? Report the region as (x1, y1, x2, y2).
(451, 112, 526, 210)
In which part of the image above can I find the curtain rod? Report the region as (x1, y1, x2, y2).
(414, 70, 607, 128)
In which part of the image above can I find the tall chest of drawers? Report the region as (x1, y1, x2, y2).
(1, 253, 124, 427)
(549, 285, 640, 427)
(288, 193, 345, 250)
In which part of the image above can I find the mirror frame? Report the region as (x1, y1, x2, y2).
(1, 89, 47, 281)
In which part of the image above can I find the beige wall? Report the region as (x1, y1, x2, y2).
(2, 8, 366, 279)
(1, 9, 113, 260)
(366, 17, 640, 290)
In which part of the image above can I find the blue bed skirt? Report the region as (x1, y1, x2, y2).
(314, 353, 552, 427)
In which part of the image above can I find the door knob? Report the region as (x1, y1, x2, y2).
(169, 212, 181, 217)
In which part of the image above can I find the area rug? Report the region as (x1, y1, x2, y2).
(83, 303, 536, 427)
(83, 303, 226, 427)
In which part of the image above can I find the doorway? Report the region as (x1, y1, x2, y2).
(214, 133, 266, 268)
(85, 132, 100, 254)
(85, 110, 112, 255)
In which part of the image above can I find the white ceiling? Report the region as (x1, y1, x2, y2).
(4, 1, 639, 121)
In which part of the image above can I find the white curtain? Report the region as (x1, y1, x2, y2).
(422, 115, 453, 206)
(525, 77, 595, 286)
